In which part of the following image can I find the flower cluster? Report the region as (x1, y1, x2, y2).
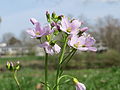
(27, 11, 97, 90)
(27, 11, 97, 55)
(6, 61, 20, 71)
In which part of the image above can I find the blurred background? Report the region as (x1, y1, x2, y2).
(0, 0, 120, 90)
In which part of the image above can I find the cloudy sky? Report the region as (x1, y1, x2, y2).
(0, 0, 120, 39)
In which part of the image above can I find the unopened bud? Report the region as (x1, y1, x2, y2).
(51, 22, 56, 27)
(6, 61, 21, 71)
(58, 15, 63, 21)
(80, 27, 88, 32)
(73, 78, 79, 84)
(6, 61, 11, 70)
(46, 11, 51, 22)
(30, 18, 38, 25)
(50, 40, 56, 46)
(52, 12, 57, 19)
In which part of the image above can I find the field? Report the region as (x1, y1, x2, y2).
(0, 51, 120, 90)
(0, 67, 120, 90)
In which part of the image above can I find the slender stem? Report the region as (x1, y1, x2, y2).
(64, 49, 77, 66)
(59, 37, 68, 64)
(61, 48, 75, 65)
(45, 52, 49, 90)
(59, 49, 77, 76)
(40, 39, 49, 90)
(13, 70, 21, 90)
(53, 75, 74, 90)
(56, 36, 68, 90)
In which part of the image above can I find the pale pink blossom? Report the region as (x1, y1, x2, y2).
(73, 78, 86, 90)
(60, 17, 81, 34)
(39, 42, 61, 55)
(27, 18, 53, 38)
(68, 33, 97, 51)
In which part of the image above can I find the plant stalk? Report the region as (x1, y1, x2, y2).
(56, 36, 68, 90)
(13, 70, 21, 90)
(45, 52, 49, 90)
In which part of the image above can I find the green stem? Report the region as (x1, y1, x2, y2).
(40, 38, 49, 90)
(63, 49, 77, 66)
(61, 48, 75, 64)
(45, 52, 49, 90)
(59, 49, 77, 76)
(53, 75, 74, 90)
(56, 36, 68, 90)
(13, 70, 21, 90)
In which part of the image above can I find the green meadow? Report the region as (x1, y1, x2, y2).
(0, 50, 120, 90)
(0, 67, 120, 90)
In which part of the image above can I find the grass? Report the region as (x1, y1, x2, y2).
(0, 67, 120, 90)
(0, 50, 120, 90)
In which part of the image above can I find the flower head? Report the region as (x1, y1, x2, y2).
(68, 33, 97, 51)
(73, 78, 86, 90)
(27, 18, 53, 38)
(6, 61, 21, 71)
(60, 17, 81, 34)
(39, 42, 61, 55)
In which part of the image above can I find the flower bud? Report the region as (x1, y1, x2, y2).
(52, 12, 57, 19)
(51, 22, 56, 27)
(15, 61, 20, 70)
(73, 78, 86, 90)
(57, 15, 63, 21)
(6, 61, 21, 71)
(6, 61, 14, 71)
(46, 11, 51, 22)
(30, 18, 38, 25)
(6, 61, 11, 70)
(80, 27, 88, 32)
(50, 40, 56, 46)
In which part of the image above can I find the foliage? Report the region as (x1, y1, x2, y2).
(0, 67, 119, 90)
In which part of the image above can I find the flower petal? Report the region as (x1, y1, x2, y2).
(45, 46, 54, 55)
(60, 17, 70, 32)
(52, 44, 61, 54)
(26, 29, 36, 38)
(76, 82, 86, 90)
(30, 18, 38, 25)
(38, 42, 49, 48)
(80, 27, 88, 32)
(71, 19, 81, 30)
(88, 47, 97, 52)
(85, 36, 96, 47)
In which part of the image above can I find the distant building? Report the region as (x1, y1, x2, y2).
(95, 42, 108, 53)
(0, 42, 44, 57)
(0, 42, 29, 56)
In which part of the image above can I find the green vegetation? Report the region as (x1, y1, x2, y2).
(0, 49, 120, 90)
(0, 67, 120, 90)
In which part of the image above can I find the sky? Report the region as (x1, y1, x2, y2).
(0, 0, 120, 40)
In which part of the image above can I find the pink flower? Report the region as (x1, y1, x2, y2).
(60, 17, 81, 34)
(39, 42, 61, 55)
(73, 78, 86, 90)
(68, 33, 97, 51)
(27, 18, 53, 38)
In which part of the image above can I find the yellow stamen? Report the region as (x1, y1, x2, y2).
(36, 32, 40, 35)
(74, 42, 80, 48)
(67, 27, 72, 33)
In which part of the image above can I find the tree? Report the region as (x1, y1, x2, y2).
(95, 16, 120, 51)
(2, 32, 15, 43)
(20, 30, 39, 46)
(7, 36, 21, 46)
